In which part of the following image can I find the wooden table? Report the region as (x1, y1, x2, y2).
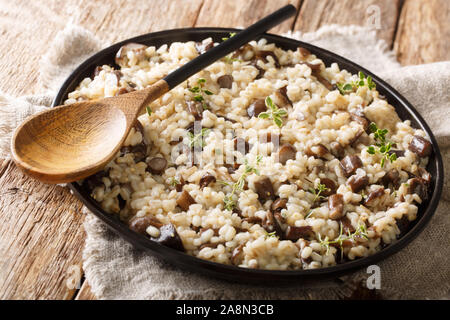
(0, 0, 448, 300)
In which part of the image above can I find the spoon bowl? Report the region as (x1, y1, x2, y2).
(12, 101, 128, 183)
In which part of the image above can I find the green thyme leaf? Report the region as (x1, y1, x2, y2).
(337, 70, 376, 95)
(221, 156, 262, 211)
(257, 96, 288, 128)
(146, 106, 152, 116)
(189, 79, 214, 106)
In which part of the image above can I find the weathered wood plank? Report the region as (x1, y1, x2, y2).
(0, 0, 204, 97)
(0, 0, 205, 300)
(71, 0, 204, 44)
(0, 160, 87, 299)
(195, 0, 301, 34)
(294, 0, 401, 45)
(394, 0, 450, 65)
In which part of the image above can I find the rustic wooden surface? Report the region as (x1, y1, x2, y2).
(0, 0, 448, 300)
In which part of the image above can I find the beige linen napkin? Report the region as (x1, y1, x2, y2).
(0, 24, 448, 300)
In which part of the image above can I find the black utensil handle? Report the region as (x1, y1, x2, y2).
(163, 4, 296, 89)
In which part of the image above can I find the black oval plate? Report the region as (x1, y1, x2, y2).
(53, 28, 444, 284)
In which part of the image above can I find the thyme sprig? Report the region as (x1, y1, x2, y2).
(189, 78, 214, 110)
(366, 122, 397, 167)
(337, 71, 376, 95)
(318, 223, 369, 255)
(258, 96, 288, 128)
(265, 231, 277, 239)
(221, 32, 236, 41)
(221, 155, 262, 211)
(308, 183, 330, 202)
(187, 128, 210, 148)
(169, 177, 180, 187)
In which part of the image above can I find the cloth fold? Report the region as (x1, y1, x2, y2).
(0, 24, 448, 299)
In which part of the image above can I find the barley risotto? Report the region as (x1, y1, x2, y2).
(66, 37, 433, 270)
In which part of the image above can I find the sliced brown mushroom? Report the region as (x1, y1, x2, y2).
(263, 211, 283, 238)
(328, 194, 344, 220)
(243, 216, 263, 224)
(195, 38, 214, 54)
(232, 43, 255, 60)
(259, 132, 281, 145)
(224, 160, 241, 174)
(120, 142, 147, 162)
(285, 226, 314, 241)
(217, 75, 233, 89)
(382, 169, 400, 187)
(320, 178, 337, 196)
(408, 135, 432, 157)
(297, 46, 311, 57)
(339, 216, 356, 234)
(171, 175, 185, 192)
(348, 128, 365, 146)
(330, 141, 345, 159)
(92, 66, 103, 78)
(305, 144, 330, 159)
(407, 177, 429, 202)
(117, 194, 126, 210)
(199, 173, 216, 189)
(388, 149, 406, 158)
(340, 155, 363, 177)
(271, 198, 288, 212)
(247, 99, 267, 118)
(300, 61, 321, 71)
(304, 65, 334, 91)
(275, 85, 293, 107)
(186, 100, 203, 120)
(350, 113, 370, 133)
(255, 50, 280, 68)
(128, 216, 163, 235)
(133, 120, 148, 145)
(250, 60, 265, 79)
(233, 137, 250, 154)
(396, 215, 411, 235)
(254, 176, 275, 203)
(364, 187, 385, 206)
(83, 170, 108, 191)
(347, 174, 369, 193)
(278, 143, 296, 165)
(154, 223, 184, 251)
(231, 243, 245, 265)
(417, 167, 431, 184)
(176, 190, 196, 211)
(147, 157, 167, 175)
(115, 43, 148, 67)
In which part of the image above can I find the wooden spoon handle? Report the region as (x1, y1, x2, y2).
(163, 4, 296, 89)
(110, 79, 169, 125)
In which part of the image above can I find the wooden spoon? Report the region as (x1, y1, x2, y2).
(11, 5, 296, 184)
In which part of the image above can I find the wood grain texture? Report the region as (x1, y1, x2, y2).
(0, 160, 86, 299)
(195, 0, 301, 34)
(0, 0, 203, 97)
(0, 0, 448, 300)
(394, 0, 450, 65)
(294, 0, 401, 45)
